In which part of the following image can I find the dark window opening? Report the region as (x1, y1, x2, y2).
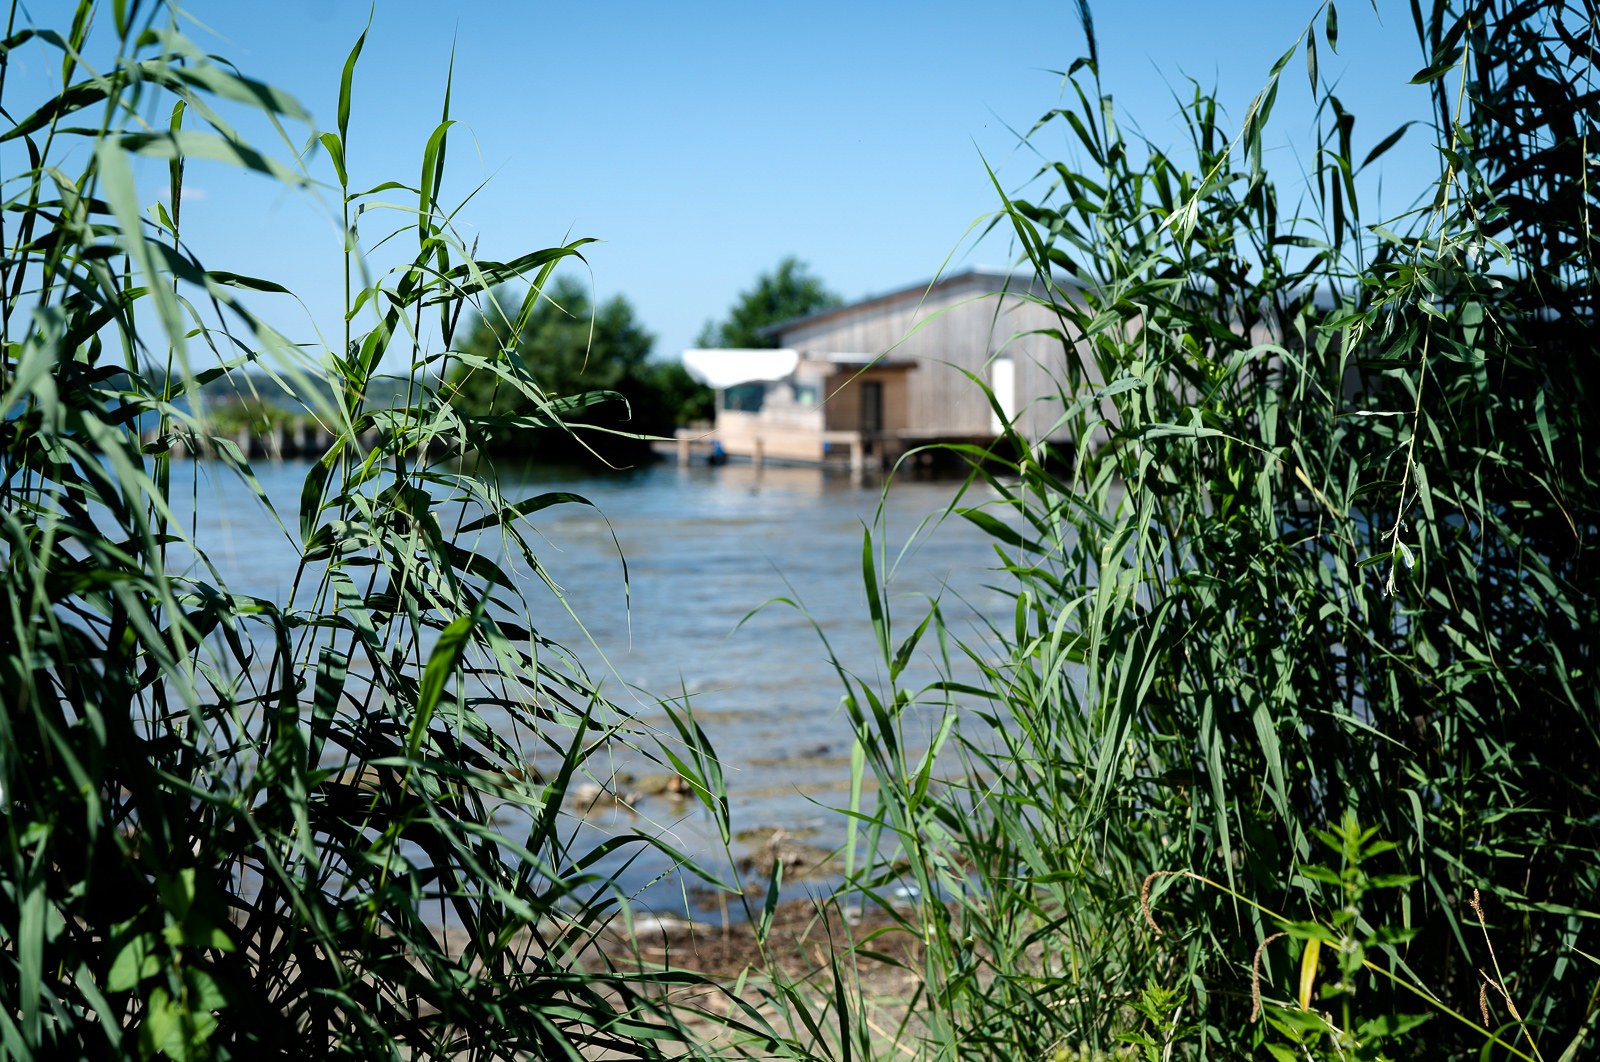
(722, 382, 766, 413)
(860, 380, 883, 433)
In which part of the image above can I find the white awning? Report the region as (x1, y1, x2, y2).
(681, 348, 799, 389)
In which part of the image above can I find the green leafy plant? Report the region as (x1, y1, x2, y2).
(1264, 816, 1427, 1060)
(1135, 818, 1568, 1061)
(770, 0, 1599, 1058)
(1138, 817, 1434, 1061)
(0, 3, 733, 1057)
(1116, 979, 1192, 1061)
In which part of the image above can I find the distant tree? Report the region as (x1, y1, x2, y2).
(446, 276, 707, 463)
(696, 256, 842, 348)
(454, 276, 652, 397)
(635, 358, 715, 427)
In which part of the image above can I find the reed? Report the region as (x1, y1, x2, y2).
(0, 3, 734, 1057)
(752, 0, 1599, 1058)
(9, 1, 1594, 1058)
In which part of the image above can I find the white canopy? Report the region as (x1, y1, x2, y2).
(681, 348, 800, 389)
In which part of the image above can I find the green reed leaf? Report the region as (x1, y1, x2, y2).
(119, 130, 310, 187)
(411, 613, 474, 757)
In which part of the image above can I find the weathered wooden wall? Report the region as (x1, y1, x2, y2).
(776, 270, 1094, 444)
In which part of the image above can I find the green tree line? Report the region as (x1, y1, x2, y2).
(443, 258, 841, 465)
(443, 276, 709, 465)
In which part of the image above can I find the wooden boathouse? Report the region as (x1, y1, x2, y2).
(678, 269, 1088, 472)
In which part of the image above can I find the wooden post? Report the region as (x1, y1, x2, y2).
(752, 437, 764, 473)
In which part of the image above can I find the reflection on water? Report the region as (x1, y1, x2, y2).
(185, 457, 1012, 905)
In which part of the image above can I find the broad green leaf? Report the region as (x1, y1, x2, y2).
(1411, 51, 1464, 83)
(319, 132, 348, 188)
(119, 130, 310, 187)
(338, 18, 368, 144)
(410, 614, 475, 757)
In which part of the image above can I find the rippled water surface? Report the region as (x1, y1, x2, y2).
(188, 457, 1013, 905)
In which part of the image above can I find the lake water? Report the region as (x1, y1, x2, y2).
(185, 456, 1011, 909)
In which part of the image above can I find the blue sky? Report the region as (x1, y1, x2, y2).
(16, 1, 1441, 367)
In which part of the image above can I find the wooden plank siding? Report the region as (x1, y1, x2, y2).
(680, 269, 1097, 469)
(777, 269, 1091, 446)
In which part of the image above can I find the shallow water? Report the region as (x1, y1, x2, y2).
(183, 456, 1012, 909)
